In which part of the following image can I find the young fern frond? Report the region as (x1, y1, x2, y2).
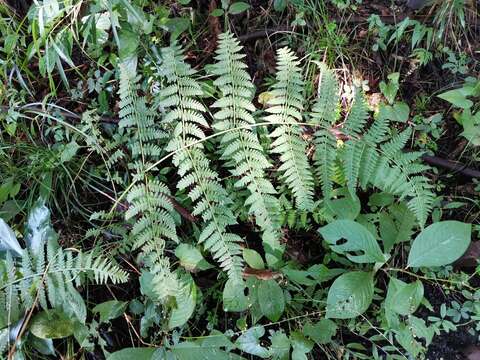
(155, 44, 244, 283)
(265, 48, 314, 211)
(211, 32, 283, 265)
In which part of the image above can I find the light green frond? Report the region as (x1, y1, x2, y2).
(266, 47, 314, 211)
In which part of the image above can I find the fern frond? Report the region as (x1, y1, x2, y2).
(312, 62, 340, 125)
(311, 64, 434, 226)
(0, 238, 128, 327)
(155, 43, 244, 282)
(343, 88, 369, 137)
(266, 48, 314, 211)
(311, 64, 340, 199)
(211, 32, 283, 265)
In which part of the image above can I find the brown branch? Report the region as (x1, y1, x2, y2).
(421, 154, 480, 178)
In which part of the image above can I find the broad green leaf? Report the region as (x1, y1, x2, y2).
(324, 188, 360, 220)
(319, 220, 385, 263)
(458, 110, 480, 146)
(223, 278, 248, 312)
(30, 335, 55, 355)
(60, 141, 79, 163)
(210, 8, 224, 16)
(93, 300, 128, 323)
(303, 319, 337, 345)
(379, 72, 399, 104)
(273, 0, 287, 11)
(63, 287, 87, 324)
(173, 341, 244, 359)
(24, 199, 54, 255)
(407, 221, 471, 267)
(235, 326, 269, 358)
(438, 87, 474, 109)
(385, 278, 423, 315)
(118, 28, 139, 60)
(243, 248, 265, 269)
(383, 102, 410, 122)
(257, 279, 285, 322)
(326, 271, 374, 319)
(107, 348, 156, 360)
(165, 17, 191, 38)
(269, 330, 290, 360)
(228, 2, 250, 14)
(169, 272, 197, 329)
(175, 244, 213, 272)
(30, 310, 75, 339)
(290, 331, 313, 360)
(0, 218, 23, 257)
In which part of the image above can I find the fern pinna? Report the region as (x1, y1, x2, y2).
(312, 66, 434, 226)
(211, 32, 283, 266)
(265, 48, 314, 211)
(155, 44, 244, 287)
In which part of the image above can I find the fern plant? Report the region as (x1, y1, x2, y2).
(211, 32, 283, 266)
(154, 44, 245, 287)
(311, 66, 434, 226)
(265, 47, 314, 211)
(0, 201, 127, 351)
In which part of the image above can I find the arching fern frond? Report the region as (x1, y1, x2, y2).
(265, 48, 314, 211)
(154, 43, 244, 284)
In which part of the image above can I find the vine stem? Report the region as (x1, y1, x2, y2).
(382, 268, 476, 291)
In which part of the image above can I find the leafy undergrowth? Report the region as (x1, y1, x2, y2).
(0, 0, 480, 359)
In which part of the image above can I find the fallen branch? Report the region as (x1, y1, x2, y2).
(421, 154, 480, 178)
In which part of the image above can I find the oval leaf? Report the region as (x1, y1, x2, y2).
(223, 278, 248, 312)
(257, 279, 285, 322)
(243, 248, 265, 270)
(30, 310, 75, 339)
(107, 348, 156, 360)
(385, 278, 423, 316)
(407, 221, 471, 268)
(228, 2, 250, 14)
(169, 272, 197, 329)
(326, 271, 374, 319)
(175, 244, 213, 272)
(93, 300, 128, 323)
(319, 220, 385, 263)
